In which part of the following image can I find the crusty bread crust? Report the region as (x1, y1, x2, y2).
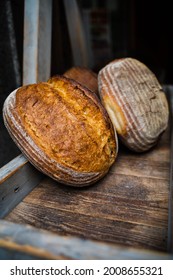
(3, 76, 117, 186)
(64, 66, 99, 96)
(98, 58, 169, 152)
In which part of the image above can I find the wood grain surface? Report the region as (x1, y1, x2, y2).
(5, 122, 170, 252)
(1, 220, 172, 260)
(0, 154, 44, 218)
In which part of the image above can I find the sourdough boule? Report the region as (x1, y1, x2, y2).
(3, 75, 117, 186)
(98, 57, 169, 152)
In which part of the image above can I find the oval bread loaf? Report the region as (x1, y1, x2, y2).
(3, 75, 117, 186)
(98, 57, 169, 152)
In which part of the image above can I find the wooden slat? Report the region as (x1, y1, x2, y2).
(0, 154, 27, 184)
(23, 0, 52, 84)
(0, 220, 172, 260)
(64, 0, 89, 67)
(0, 154, 43, 218)
(37, 0, 52, 82)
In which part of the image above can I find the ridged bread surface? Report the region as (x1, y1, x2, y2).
(98, 58, 169, 152)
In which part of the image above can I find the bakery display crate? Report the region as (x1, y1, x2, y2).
(0, 86, 173, 260)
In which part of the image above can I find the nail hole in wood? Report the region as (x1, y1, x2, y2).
(14, 187, 19, 193)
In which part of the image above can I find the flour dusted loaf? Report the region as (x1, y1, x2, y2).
(3, 75, 117, 186)
(98, 58, 169, 152)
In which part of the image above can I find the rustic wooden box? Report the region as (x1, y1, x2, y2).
(0, 87, 173, 260)
(1, 0, 172, 260)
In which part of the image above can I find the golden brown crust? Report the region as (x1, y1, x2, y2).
(63, 66, 99, 96)
(3, 76, 117, 186)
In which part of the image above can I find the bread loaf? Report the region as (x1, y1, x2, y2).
(63, 66, 98, 96)
(98, 58, 169, 152)
(3, 75, 117, 186)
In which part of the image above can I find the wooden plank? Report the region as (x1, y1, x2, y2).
(63, 0, 89, 67)
(23, 0, 39, 84)
(38, 0, 52, 82)
(5, 123, 170, 251)
(0, 220, 172, 260)
(0, 154, 43, 218)
(0, 154, 27, 184)
(23, 0, 52, 84)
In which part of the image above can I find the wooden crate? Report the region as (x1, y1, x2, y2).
(0, 0, 172, 260)
(0, 87, 173, 260)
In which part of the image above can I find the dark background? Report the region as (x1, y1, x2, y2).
(0, 0, 172, 167)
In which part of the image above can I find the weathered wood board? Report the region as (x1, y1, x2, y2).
(0, 154, 44, 218)
(0, 220, 171, 260)
(5, 122, 170, 252)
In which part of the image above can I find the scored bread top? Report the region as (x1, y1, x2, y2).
(98, 58, 169, 152)
(3, 75, 117, 186)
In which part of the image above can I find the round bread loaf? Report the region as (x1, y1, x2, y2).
(98, 58, 169, 152)
(3, 75, 117, 186)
